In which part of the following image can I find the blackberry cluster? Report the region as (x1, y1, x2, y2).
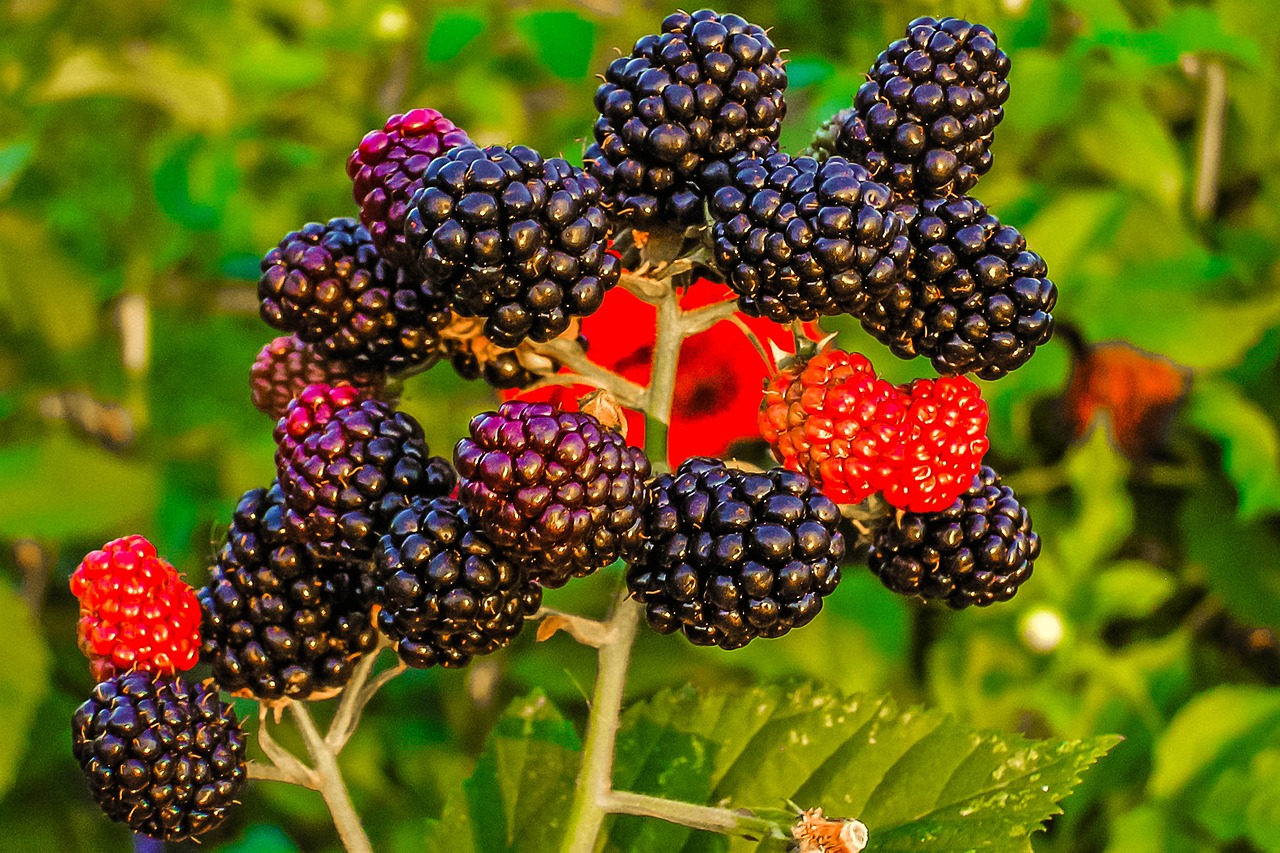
(404, 144, 620, 348)
(586, 8, 788, 228)
(869, 465, 1038, 607)
(440, 315, 585, 391)
(347, 108, 472, 266)
(71, 671, 247, 841)
(838, 17, 1010, 197)
(455, 400, 650, 587)
(250, 334, 386, 420)
(199, 484, 378, 702)
(258, 217, 452, 372)
(375, 497, 543, 668)
(274, 384, 457, 560)
(707, 151, 913, 322)
(626, 458, 844, 649)
(859, 195, 1056, 379)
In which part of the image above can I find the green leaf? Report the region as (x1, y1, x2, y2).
(515, 11, 596, 80)
(426, 691, 581, 853)
(424, 11, 485, 64)
(1149, 685, 1280, 800)
(0, 583, 50, 800)
(1075, 99, 1184, 208)
(1187, 379, 1280, 519)
(1021, 190, 1128, 283)
(612, 685, 1120, 853)
(0, 435, 160, 539)
(0, 139, 33, 196)
(1091, 561, 1176, 622)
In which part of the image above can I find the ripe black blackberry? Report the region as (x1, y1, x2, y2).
(404, 144, 620, 348)
(625, 458, 845, 649)
(274, 383, 457, 560)
(586, 9, 787, 229)
(869, 465, 1038, 608)
(707, 151, 913, 322)
(375, 497, 543, 669)
(71, 670, 247, 841)
(859, 195, 1056, 379)
(250, 334, 387, 420)
(454, 401, 651, 586)
(258, 217, 452, 373)
(199, 483, 378, 702)
(838, 17, 1010, 197)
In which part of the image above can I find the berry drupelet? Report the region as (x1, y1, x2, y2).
(881, 375, 990, 513)
(274, 383, 457, 560)
(869, 465, 1038, 607)
(860, 195, 1056, 379)
(454, 400, 650, 587)
(707, 151, 913, 322)
(258, 217, 452, 372)
(375, 497, 543, 668)
(71, 671, 247, 841)
(199, 484, 378, 702)
(250, 334, 387, 420)
(347, 107, 472, 266)
(586, 8, 788, 228)
(839, 17, 1010, 197)
(70, 535, 201, 682)
(626, 458, 845, 649)
(404, 144, 620, 348)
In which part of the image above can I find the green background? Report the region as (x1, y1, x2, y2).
(3, 0, 1280, 850)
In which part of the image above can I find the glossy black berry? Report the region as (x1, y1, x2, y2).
(835, 17, 1010, 197)
(71, 671, 247, 841)
(199, 484, 378, 701)
(258, 217, 452, 373)
(626, 458, 845, 649)
(707, 151, 913, 322)
(404, 144, 620, 348)
(586, 8, 787, 228)
(454, 401, 651, 587)
(375, 497, 543, 668)
(869, 465, 1038, 608)
(859, 195, 1056, 379)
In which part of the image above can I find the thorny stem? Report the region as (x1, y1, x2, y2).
(288, 702, 374, 853)
(604, 791, 789, 841)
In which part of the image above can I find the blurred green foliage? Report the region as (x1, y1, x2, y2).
(3, 0, 1280, 850)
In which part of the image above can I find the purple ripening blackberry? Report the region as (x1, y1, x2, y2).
(258, 217, 452, 373)
(404, 144, 620, 349)
(199, 483, 379, 702)
(375, 496, 543, 669)
(249, 334, 388, 420)
(830, 17, 1010, 198)
(869, 465, 1038, 608)
(454, 400, 651, 588)
(858, 195, 1056, 379)
(273, 383, 456, 561)
(626, 457, 845, 649)
(586, 8, 787, 228)
(706, 151, 914, 323)
(71, 671, 247, 841)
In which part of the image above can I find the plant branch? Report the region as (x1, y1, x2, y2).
(255, 705, 316, 786)
(288, 702, 374, 853)
(247, 759, 318, 790)
(1191, 56, 1228, 221)
(533, 607, 612, 647)
(679, 298, 739, 336)
(326, 647, 406, 753)
(603, 791, 789, 841)
(529, 337, 647, 409)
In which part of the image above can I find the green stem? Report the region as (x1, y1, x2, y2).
(603, 791, 788, 841)
(643, 287, 683, 471)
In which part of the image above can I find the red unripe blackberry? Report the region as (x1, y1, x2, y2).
(880, 375, 989, 513)
(840, 17, 1010, 197)
(586, 8, 788, 228)
(258, 217, 452, 372)
(274, 383, 457, 560)
(347, 108, 472, 266)
(869, 465, 1037, 607)
(759, 350, 907, 504)
(250, 334, 386, 420)
(404, 144, 620, 348)
(70, 536, 201, 681)
(199, 484, 378, 701)
(375, 497, 542, 668)
(707, 151, 913, 322)
(454, 400, 651, 586)
(860, 195, 1057, 379)
(626, 458, 845, 649)
(71, 671, 247, 841)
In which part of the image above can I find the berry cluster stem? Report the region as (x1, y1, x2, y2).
(288, 702, 373, 853)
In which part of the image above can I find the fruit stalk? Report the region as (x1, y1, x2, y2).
(288, 702, 374, 853)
